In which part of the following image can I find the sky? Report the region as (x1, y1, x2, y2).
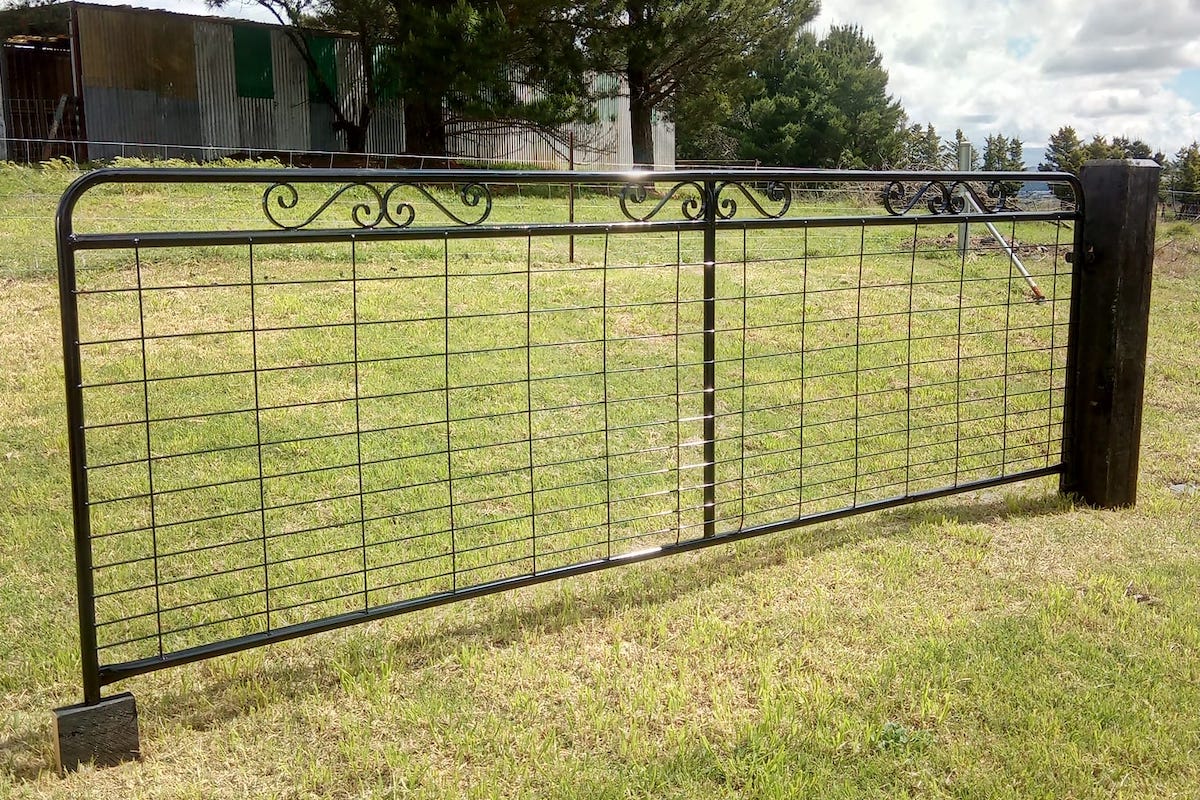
(813, 0, 1200, 160)
(80, 0, 1200, 162)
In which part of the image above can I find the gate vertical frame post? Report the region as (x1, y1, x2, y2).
(53, 184, 141, 773)
(1061, 158, 1160, 507)
(702, 178, 718, 537)
(55, 201, 101, 706)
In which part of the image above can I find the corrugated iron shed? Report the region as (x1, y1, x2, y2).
(1, 1, 673, 168)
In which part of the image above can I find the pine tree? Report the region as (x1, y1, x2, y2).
(1170, 142, 1200, 195)
(941, 129, 977, 169)
(732, 26, 904, 168)
(591, 0, 818, 166)
(1039, 126, 1084, 175)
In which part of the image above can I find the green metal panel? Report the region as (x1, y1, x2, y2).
(373, 44, 400, 101)
(233, 25, 273, 99)
(305, 35, 337, 101)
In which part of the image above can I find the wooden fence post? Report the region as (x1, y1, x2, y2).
(1061, 159, 1161, 507)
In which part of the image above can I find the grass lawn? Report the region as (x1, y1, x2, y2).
(1, 162, 1198, 799)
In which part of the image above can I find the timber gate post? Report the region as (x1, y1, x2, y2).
(1061, 159, 1161, 507)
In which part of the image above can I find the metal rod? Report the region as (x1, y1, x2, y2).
(962, 192, 1044, 300)
(568, 131, 575, 263)
(957, 140, 972, 256)
(66, 211, 1079, 251)
(702, 179, 717, 537)
(56, 195, 101, 705)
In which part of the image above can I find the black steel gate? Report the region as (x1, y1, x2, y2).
(57, 167, 1089, 706)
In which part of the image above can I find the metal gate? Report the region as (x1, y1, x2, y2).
(57, 167, 1086, 705)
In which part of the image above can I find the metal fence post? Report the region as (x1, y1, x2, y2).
(957, 140, 972, 255)
(568, 132, 576, 263)
(1061, 159, 1160, 507)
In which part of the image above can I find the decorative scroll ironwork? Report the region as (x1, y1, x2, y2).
(619, 181, 707, 222)
(262, 181, 493, 229)
(882, 179, 1021, 217)
(715, 180, 792, 220)
(617, 179, 795, 222)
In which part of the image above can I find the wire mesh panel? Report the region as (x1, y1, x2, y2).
(57, 168, 1082, 698)
(709, 218, 1072, 532)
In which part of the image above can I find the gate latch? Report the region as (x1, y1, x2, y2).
(1065, 245, 1096, 266)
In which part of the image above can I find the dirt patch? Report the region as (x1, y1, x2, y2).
(911, 233, 1063, 260)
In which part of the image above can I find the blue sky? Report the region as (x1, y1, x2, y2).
(82, 0, 1200, 162)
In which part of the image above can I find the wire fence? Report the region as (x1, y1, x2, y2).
(1163, 189, 1200, 222)
(56, 167, 1082, 699)
(2, 136, 650, 171)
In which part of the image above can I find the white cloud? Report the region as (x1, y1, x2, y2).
(815, 0, 1200, 155)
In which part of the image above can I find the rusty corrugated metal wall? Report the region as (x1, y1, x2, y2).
(272, 29, 310, 150)
(193, 20, 237, 154)
(72, 4, 403, 159)
(76, 4, 199, 159)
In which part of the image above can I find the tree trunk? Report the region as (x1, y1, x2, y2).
(404, 97, 447, 158)
(625, 0, 655, 169)
(343, 124, 368, 154)
(341, 108, 373, 153)
(628, 67, 655, 169)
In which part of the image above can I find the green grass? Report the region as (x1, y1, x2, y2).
(1, 162, 1198, 798)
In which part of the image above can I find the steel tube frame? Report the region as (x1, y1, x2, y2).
(55, 167, 1085, 702)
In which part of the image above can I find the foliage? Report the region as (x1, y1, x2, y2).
(1169, 141, 1200, 195)
(943, 128, 978, 170)
(1080, 134, 1164, 163)
(980, 133, 1023, 172)
(0, 0, 68, 40)
(213, 0, 596, 156)
(673, 85, 744, 162)
(1040, 127, 1166, 173)
(589, 0, 818, 166)
(384, 0, 596, 156)
(731, 25, 904, 168)
(1039, 127, 1167, 201)
(1039, 125, 1085, 178)
(979, 133, 1024, 197)
(895, 120, 950, 170)
(892, 122, 985, 172)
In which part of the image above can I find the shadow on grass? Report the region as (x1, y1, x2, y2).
(149, 488, 1069, 733)
(0, 724, 53, 783)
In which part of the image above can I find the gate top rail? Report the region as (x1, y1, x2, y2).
(58, 167, 1084, 248)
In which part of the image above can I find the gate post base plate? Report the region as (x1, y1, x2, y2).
(52, 692, 140, 775)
